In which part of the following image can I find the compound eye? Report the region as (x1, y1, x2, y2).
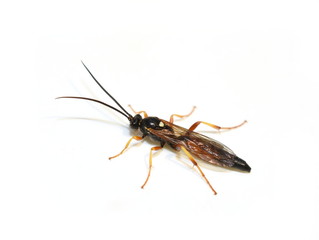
(130, 114, 142, 129)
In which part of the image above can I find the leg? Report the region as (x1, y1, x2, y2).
(141, 146, 163, 189)
(188, 120, 247, 132)
(109, 136, 143, 160)
(128, 104, 148, 118)
(169, 106, 196, 123)
(179, 146, 217, 195)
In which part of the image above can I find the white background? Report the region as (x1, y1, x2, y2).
(1, 0, 319, 239)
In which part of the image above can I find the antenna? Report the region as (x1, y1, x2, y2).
(56, 96, 131, 120)
(81, 61, 132, 118)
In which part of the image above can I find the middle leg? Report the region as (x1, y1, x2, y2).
(188, 120, 247, 132)
(141, 146, 163, 189)
(169, 106, 196, 123)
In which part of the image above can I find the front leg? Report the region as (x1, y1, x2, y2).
(109, 136, 144, 160)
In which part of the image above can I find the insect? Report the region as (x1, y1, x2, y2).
(57, 62, 251, 195)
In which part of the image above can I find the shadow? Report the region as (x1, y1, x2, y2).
(55, 116, 124, 127)
(193, 128, 243, 135)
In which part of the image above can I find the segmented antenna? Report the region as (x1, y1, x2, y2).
(81, 61, 132, 118)
(56, 96, 131, 119)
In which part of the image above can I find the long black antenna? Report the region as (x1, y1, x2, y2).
(81, 61, 132, 118)
(56, 96, 131, 119)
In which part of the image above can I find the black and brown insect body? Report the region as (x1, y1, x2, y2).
(57, 62, 251, 195)
(146, 118, 251, 172)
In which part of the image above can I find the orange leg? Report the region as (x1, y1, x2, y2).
(128, 104, 148, 118)
(179, 146, 217, 195)
(188, 120, 247, 132)
(109, 136, 143, 160)
(169, 106, 196, 123)
(141, 146, 163, 189)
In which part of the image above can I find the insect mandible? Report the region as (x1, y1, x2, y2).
(57, 62, 251, 195)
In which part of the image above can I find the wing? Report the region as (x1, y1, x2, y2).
(147, 119, 251, 172)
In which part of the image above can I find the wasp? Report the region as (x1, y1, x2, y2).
(57, 62, 251, 195)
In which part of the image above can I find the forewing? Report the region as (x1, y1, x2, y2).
(147, 119, 251, 171)
(147, 119, 239, 167)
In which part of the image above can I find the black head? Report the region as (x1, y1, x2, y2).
(130, 114, 142, 129)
